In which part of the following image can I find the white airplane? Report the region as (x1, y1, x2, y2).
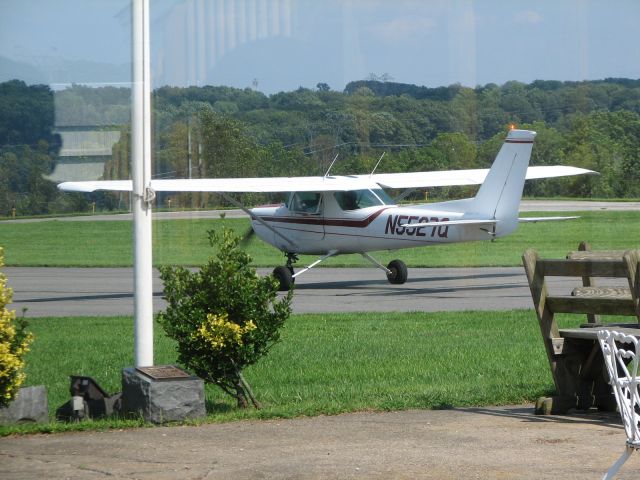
(59, 128, 594, 290)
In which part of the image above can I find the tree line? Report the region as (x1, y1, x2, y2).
(3, 77, 640, 215)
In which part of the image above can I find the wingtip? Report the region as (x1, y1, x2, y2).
(57, 181, 86, 192)
(571, 167, 599, 176)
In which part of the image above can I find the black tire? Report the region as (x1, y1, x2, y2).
(386, 259, 408, 284)
(273, 265, 294, 291)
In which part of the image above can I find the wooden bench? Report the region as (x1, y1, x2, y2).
(522, 245, 640, 414)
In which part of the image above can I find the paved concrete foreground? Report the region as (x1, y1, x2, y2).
(1, 406, 637, 479)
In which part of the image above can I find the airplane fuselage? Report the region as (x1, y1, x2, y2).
(250, 191, 492, 255)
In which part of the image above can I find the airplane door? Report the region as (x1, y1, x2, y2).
(283, 192, 325, 247)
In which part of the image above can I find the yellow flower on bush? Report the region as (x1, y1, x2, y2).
(194, 313, 256, 351)
(0, 247, 33, 408)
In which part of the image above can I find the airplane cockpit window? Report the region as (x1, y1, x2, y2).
(334, 189, 391, 211)
(288, 192, 322, 214)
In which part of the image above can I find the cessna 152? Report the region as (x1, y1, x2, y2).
(59, 128, 594, 290)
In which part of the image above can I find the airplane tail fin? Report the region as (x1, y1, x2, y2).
(470, 128, 536, 237)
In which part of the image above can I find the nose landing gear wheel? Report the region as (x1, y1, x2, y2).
(273, 265, 294, 291)
(386, 259, 408, 284)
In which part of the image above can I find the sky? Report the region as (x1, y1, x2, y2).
(1, 0, 640, 93)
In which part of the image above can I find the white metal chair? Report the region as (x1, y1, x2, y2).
(597, 329, 640, 479)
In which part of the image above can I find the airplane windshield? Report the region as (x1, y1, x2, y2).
(372, 188, 394, 205)
(334, 189, 392, 211)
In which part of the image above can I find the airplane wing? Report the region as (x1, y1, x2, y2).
(58, 180, 132, 192)
(369, 165, 596, 189)
(58, 166, 595, 194)
(58, 176, 381, 193)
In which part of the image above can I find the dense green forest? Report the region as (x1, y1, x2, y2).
(3, 77, 640, 216)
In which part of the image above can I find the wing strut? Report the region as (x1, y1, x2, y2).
(292, 250, 339, 278)
(361, 252, 392, 275)
(220, 193, 297, 250)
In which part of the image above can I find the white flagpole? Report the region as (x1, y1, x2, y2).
(132, 0, 154, 367)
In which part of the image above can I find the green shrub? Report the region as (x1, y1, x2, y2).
(0, 247, 32, 408)
(158, 228, 292, 408)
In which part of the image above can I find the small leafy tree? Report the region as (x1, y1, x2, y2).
(0, 247, 33, 408)
(158, 228, 292, 408)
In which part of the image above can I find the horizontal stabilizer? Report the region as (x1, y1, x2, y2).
(518, 216, 580, 223)
(400, 218, 498, 228)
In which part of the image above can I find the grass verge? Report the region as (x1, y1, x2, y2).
(1, 210, 639, 267)
(1, 310, 580, 436)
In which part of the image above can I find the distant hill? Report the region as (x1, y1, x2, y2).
(0, 56, 46, 85)
(344, 78, 640, 99)
(344, 80, 463, 101)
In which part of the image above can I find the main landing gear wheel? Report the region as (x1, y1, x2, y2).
(386, 259, 408, 285)
(273, 265, 294, 291)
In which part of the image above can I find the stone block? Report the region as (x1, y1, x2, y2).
(0, 385, 48, 424)
(121, 366, 205, 424)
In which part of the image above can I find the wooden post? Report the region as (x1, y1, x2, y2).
(523, 249, 561, 354)
(623, 249, 640, 322)
(523, 248, 580, 414)
(577, 241, 600, 324)
(523, 251, 560, 388)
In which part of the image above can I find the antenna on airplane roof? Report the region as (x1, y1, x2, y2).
(324, 153, 339, 178)
(370, 152, 386, 177)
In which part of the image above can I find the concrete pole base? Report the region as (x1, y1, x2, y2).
(121, 366, 205, 424)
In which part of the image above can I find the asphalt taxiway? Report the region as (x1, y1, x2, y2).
(6, 266, 626, 317)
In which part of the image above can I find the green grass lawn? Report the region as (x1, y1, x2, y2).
(1, 311, 583, 435)
(1, 210, 639, 267)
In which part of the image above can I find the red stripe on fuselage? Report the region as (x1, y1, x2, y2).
(258, 207, 390, 228)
